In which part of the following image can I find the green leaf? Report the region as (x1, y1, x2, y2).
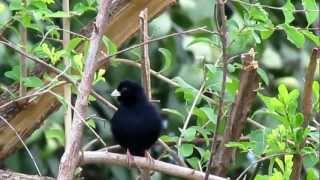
(86, 119, 96, 129)
(187, 37, 220, 48)
(23, 76, 44, 88)
(306, 168, 319, 180)
(302, 0, 319, 26)
(304, 153, 319, 168)
(45, 126, 65, 145)
(102, 36, 117, 56)
(186, 157, 200, 169)
(4, 66, 20, 81)
(158, 48, 172, 73)
(180, 143, 193, 157)
(94, 69, 106, 83)
(9, 0, 23, 10)
(46, 11, 71, 18)
(278, 84, 289, 103)
(162, 108, 185, 122)
(281, 24, 305, 48)
(257, 68, 269, 85)
(225, 141, 250, 151)
(260, 29, 274, 40)
(66, 37, 83, 54)
(302, 30, 320, 46)
(249, 5, 269, 22)
(282, 0, 295, 24)
(250, 130, 267, 155)
(160, 135, 178, 142)
(293, 113, 304, 127)
(259, 94, 285, 113)
(72, 53, 84, 73)
(182, 127, 197, 141)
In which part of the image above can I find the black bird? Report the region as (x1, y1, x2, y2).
(110, 80, 162, 163)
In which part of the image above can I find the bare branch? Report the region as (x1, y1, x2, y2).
(82, 151, 227, 180)
(57, 1, 113, 179)
(206, 0, 229, 178)
(291, 48, 320, 180)
(0, 169, 54, 180)
(209, 48, 259, 176)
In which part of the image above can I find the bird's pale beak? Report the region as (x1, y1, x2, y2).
(111, 89, 121, 97)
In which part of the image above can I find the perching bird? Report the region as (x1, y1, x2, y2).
(110, 80, 162, 163)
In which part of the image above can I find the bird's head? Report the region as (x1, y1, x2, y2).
(111, 80, 147, 106)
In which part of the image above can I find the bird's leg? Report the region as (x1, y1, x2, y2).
(144, 150, 155, 165)
(126, 149, 135, 167)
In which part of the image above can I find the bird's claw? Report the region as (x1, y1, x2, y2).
(127, 149, 135, 167)
(144, 151, 155, 166)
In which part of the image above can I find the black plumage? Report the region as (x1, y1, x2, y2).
(110, 80, 162, 156)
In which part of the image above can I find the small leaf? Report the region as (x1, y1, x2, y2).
(302, 30, 320, 46)
(281, 24, 305, 48)
(72, 53, 84, 73)
(282, 0, 295, 24)
(293, 113, 304, 127)
(306, 168, 319, 180)
(162, 108, 185, 121)
(23, 76, 44, 88)
(46, 11, 71, 18)
(66, 37, 83, 54)
(249, 5, 269, 22)
(302, 0, 319, 26)
(182, 127, 197, 141)
(45, 126, 65, 145)
(158, 48, 172, 73)
(180, 143, 193, 157)
(86, 119, 96, 129)
(186, 157, 200, 169)
(4, 66, 20, 81)
(102, 36, 117, 56)
(257, 68, 269, 85)
(187, 37, 220, 48)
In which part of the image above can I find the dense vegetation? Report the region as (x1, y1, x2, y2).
(0, 0, 319, 179)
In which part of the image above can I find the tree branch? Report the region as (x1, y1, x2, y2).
(290, 48, 320, 180)
(205, 0, 229, 178)
(0, 169, 54, 180)
(211, 49, 259, 176)
(57, 1, 112, 180)
(81, 151, 227, 180)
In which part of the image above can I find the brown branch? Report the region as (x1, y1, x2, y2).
(139, 8, 152, 180)
(81, 151, 227, 180)
(205, 0, 229, 178)
(140, 8, 152, 100)
(290, 48, 320, 180)
(57, 1, 112, 180)
(0, 169, 54, 180)
(209, 49, 260, 176)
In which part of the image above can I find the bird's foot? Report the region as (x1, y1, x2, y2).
(126, 149, 135, 167)
(144, 151, 155, 165)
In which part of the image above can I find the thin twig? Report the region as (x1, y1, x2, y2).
(0, 115, 42, 175)
(177, 82, 206, 148)
(231, 0, 320, 12)
(96, 26, 217, 68)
